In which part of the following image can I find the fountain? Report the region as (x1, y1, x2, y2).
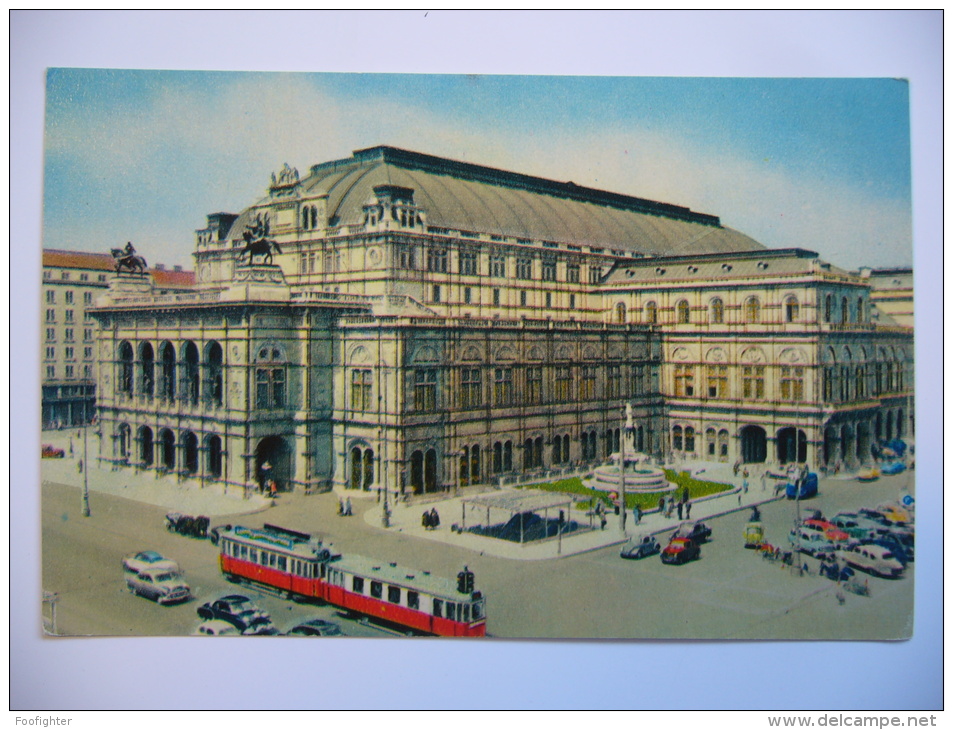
(585, 404, 675, 494)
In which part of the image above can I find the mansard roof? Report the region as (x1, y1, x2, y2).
(230, 146, 766, 257)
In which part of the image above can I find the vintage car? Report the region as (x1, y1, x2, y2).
(121, 550, 180, 574)
(800, 519, 852, 544)
(856, 467, 880, 482)
(785, 473, 818, 499)
(876, 503, 912, 524)
(881, 461, 906, 476)
(41, 444, 65, 459)
(285, 619, 345, 637)
(125, 566, 192, 604)
(165, 512, 210, 539)
(193, 620, 241, 637)
(865, 533, 914, 565)
(788, 526, 840, 557)
(744, 521, 766, 549)
(197, 594, 278, 635)
(661, 536, 701, 565)
(672, 521, 712, 544)
(829, 514, 880, 541)
(818, 557, 855, 582)
(620, 534, 661, 560)
(841, 543, 905, 578)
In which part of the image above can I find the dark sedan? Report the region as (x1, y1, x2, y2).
(197, 594, 277, 635)
(661, 537, 701, 565)
(672, 521, 712, 544)
(285, 619, 345, 637)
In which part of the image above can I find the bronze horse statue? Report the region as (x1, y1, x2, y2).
(239, 213, 282, 265)
(111, 245, 148, 274)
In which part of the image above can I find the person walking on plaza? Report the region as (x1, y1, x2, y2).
(685, 500, 692, 519)
(345, 497, 353, 516)
(682, 486, 689, 505)
(633, 504, 642, 525)
(658, 495, 665, 515)
(676, 499, 683, 520)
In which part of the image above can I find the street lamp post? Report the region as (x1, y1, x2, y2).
(81, 424, 90, 517)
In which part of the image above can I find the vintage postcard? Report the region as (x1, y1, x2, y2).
(40, 70, 914, 640)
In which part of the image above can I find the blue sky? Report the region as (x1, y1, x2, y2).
(42, 70, 912, 270)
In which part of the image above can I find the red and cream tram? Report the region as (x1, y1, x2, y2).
(217, 524, 486, 637)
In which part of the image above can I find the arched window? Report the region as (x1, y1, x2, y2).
(857, 297, 864, 323)
(138, 425, 154, 466)
(181, 431, 199, 475)
(684, 426, 695, 452)
(784, 295, 799, 323)
(841, 296, 849, 323)
(710, 298, 724, 324)
(117, 423, 131, 461)
(206, 434, 222, 479)
(181, 341, 199, 405)
(205, 341, 223, 407)
(615, 302, 626, 324)
(705, 427, 717, 456)
(255, 346, 286, 410)
(672, 425, 683, 451)
(676, 299, 690, 324)
(824, 294, 832, 323)
(158, 341, 176, 400)
(718, 429, 729, 460)
(644, 301, 657, 325)
(118, 341, 134, 396)
(138, 342, 155, 397)
(744, 297, 761, 324)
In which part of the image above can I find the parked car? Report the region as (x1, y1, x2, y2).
(125, 566, 192, 604)
(785, 473, 818, 499)
(620, 534, 661, 560)
(800, 519, 852, 544)
(818, 557, 855, 582)
(841, 544, 905, 578)
(788, 526, 840, 557)
(829, 513, 880, 541)
(865, 533, 914, 565)
(41, 444, 65, 459)
(661, 537, 700, 565)
(193, 620, 241, 636)
(876, 503, 912, 524)
(285, 619, 345, 637)
(197, 595, 277, 635)
(672, 521, 712, 544)
(122, 550, 180, 574)
(165, 512, 210, 539)
(881, 460, 906, 476)
(208, 524, 233, 546)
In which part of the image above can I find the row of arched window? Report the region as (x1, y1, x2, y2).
(115, 423, 223, 478)
(117, 340, 223, 407)
(614, 293, 865, 326)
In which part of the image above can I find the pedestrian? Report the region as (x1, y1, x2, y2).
(77, 458, 83, 474)
(760, 471, 767, 492)
(733, 460, 741, 476)
(681, 486, 689, 504)
(685, 500, 692, 519)
(633, 504, 642, 525)
(430, 507, 440, 529)
(666, 495, 675, 518)
(345, 497, 353, 516)
(269, 480, 278, 498)
(738, 490, 742, 506)
(676, 500, 683, 520)
(658, 495, 665, 514)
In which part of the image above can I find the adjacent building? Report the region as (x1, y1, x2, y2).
(42, 249, 194, 428)
(89, 146, 914, 495)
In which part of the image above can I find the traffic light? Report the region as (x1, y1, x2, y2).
(457, 566, 474, 594)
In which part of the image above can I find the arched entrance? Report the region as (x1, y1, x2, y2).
(349, 445, 374, 490)
(840, 424, 854, 463)
(117, 423, 131, 462)
(740, 425, 767, 464)
(410, 450, 424, 494)
(206, 434, 222, 479)
(158, 428, 176, 470)
(138, 425, 153, 466)
(857, 422, 872, 464)
(256, 435, 290, 492)
(776, 427, 807, 465)
(182, 431, 199, 475)
(823, 426, 837, 468)
(424, 448, 438, 492)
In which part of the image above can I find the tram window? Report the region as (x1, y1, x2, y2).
(249, 549, 258, 563)
(240, 545, 248, 560)
(370, 581, 383, 599)
(433, 599, 443, 618)
(277, 556, 287, 572)
(472, 601, 483, 620)
(387, 586, 401, 604)
(407, 591, 420, 610)
(446, 602, 456, 621)
(352, 576, 364, 593)
(462, 605, 470, 622)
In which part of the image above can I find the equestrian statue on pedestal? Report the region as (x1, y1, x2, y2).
(111, 242, 148, 274)
(239, 213, 282, 266)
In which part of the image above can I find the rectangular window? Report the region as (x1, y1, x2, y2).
(433, 598, 443, 618)
(414, 369, 437, 412)
(64, 328, 74, 341)
(46, 309, 55, 322)
(65, 310, 74, 322)
(606, 364, 621, 399)
(492, 288, 500, 306)
(46, 290, 55, 304)
(64, 346, 74, 360)
(555, 366, 573, 402)
(351, 369, 373, 411)
(780, 366, 804, 402)
(370, 581, 383, 599)
(494, 367, 513, 406)
(631, 365, 645, 396)
(80, 273, 88, 282)
(46, 328, 55, 341)
(427, 247, 448, 273)
(98, 274, 106, 282)
(398, 245, 416, 269)
(461, 368, 482, 409)
(61, 272, 70, 280)
(407, 591, 419, 610)
(674, 365, 695, 397)
(46, 365, 55, 379)
(589, 266, 603, 284)
(742, 365, 766, 400)
(707, 365, 728, 399)
(257, 368, 286, 409)
(84, 329, 93, 341)
(464, 286, 472, 304)
(566, 263, 580, 283)
(352, 575, 364, 594)
(516, 257, 532, 280)
(432, 284, 441, 303)
(569, 293, 576, 310)
(83, 365, 92, 379)
(580, 365, 596, 400)
(460, 250, 478, 275)
(65, 365, 74, 379)
(65, 291, 74, 304)
(520, 291, 527, 307)
(45, 346, 55, 360)
(541, 258, 556, 282)
(545, 292, 552, 308)
(526, 366, 542, 405)
(490, 254, 506, 277)
(387, 585, 401, 604)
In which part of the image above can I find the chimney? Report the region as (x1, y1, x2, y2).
(173, 265, 182, 272)
(154, 263, 165, 271)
